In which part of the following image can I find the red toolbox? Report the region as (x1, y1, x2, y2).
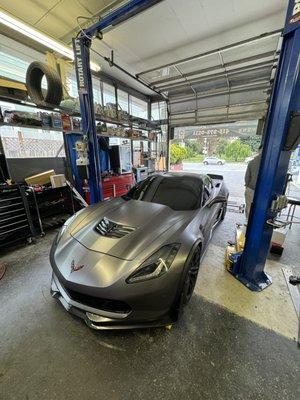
(102, 173, 134, 200)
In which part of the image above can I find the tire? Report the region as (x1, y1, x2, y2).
(26, 61, 63, 106)
(203, 161, 208, 165)
(217, 161, 222, 165)
(179, 245, 202, 308)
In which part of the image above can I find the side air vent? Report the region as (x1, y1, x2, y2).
(95, 217, 135, 238)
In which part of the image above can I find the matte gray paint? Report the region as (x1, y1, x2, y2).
(50, 173, 228, 329)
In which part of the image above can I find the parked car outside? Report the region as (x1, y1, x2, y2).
(203, 156, 225, 165)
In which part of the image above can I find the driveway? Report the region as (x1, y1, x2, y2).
(182, 162, 247, 200)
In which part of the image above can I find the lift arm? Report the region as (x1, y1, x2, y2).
(232, 0, 300, 291)
(72, 0, 163, 203)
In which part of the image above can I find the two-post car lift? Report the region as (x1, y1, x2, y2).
(71, 0, 162, 204)
(230, 0, 300, 291)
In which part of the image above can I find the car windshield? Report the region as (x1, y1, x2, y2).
(124, 176, 202, 211)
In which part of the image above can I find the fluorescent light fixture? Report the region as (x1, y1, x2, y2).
(0, 10, 100, 72)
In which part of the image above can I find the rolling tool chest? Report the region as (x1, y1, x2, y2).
(27, 186, 75, 235)
(0, 184, 35, 248)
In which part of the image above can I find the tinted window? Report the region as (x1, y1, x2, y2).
(123, 177, 154, 200)
(151, 177, 202, 211)
(124, 175, 203, 211)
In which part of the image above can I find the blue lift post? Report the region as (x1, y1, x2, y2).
(72, 0, 162, 204)
(231, 0, 300, 291)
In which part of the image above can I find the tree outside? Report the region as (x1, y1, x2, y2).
(215, 138, 228, 157)
(224, 140, 252, 161)
(240, 135, 261, 152)
(171, 137, 255, 163)
(170, 143, 188, 165)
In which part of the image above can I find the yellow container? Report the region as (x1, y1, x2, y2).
(25, 170, 55, 186)
(236, 225, 246, 252)
(225, 245, 236, 271)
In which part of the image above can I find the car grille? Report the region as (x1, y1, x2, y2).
(66, 288, 131, 314)
(95, 217, 135, 238)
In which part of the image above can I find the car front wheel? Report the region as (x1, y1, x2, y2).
(203, 161, 208, 165)
(180, 245, 202, 307)
(217, 161, 223, 165)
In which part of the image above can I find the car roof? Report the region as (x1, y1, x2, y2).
(151, 172, 205, 183)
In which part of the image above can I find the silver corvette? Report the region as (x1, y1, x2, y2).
(50, 172, 228, 330)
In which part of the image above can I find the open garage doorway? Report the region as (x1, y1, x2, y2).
(170, 120, 261, 205)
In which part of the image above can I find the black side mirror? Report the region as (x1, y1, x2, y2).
(208, 195, 227, 207)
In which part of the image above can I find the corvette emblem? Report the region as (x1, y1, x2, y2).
(70, 260, 84, 273)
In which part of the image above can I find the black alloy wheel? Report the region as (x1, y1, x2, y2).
(181, 246, 202, 306)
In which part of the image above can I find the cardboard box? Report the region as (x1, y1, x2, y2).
(25, 170, 55, 186)
(50, 174, 66, 188)
(271, 228, 288, 246)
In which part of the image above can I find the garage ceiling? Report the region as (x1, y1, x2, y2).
(0, 0, 288, 126)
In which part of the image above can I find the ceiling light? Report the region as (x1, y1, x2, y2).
(0, 10, 100, 72)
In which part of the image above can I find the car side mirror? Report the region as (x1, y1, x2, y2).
(208, 195, 227, 207)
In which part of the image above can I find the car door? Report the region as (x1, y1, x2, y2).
(199, 177, 221, 247)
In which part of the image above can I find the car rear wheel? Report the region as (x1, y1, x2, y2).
(180, 245, 202, 307)
(203, 161, 208, 165)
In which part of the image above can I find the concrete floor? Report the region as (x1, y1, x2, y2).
(1, 215, 299, 400)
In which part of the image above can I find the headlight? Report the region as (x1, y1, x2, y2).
(126, 244, 180, 284)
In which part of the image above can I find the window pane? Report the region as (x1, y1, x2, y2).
(92, 77, 101, 104)
(66, 70, 78, 98)
(103, 83, 115, 106)
(130, 96, 148, 119)
(0, 50, 31, 82)
(151, 102, 167, 120)
(117, 89, 129, 112)
(0, 126, 65, 158)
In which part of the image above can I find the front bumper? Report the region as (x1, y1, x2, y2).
(51, 273, 175, 330)
(49, 230, 185, 330)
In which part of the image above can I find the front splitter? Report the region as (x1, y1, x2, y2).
(51, 274, 173, 330)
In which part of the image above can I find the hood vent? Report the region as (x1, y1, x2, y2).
(95, 217, 135, 239)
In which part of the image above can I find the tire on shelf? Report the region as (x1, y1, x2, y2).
(26, 61, 63, 106)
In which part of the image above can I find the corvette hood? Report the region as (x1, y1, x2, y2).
(69, 199, 189, 260)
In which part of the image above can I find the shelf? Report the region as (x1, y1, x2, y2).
(0, 121, 81, 133)
(0, 122, 157, 141)
(0, 94, 161, 131)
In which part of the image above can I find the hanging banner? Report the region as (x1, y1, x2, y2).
(174, 121, 258, 140)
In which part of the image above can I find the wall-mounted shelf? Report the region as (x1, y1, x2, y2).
(0, 122, 81, 133)
(0, 94, 161, 132)
(0, 122, 158, 142)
